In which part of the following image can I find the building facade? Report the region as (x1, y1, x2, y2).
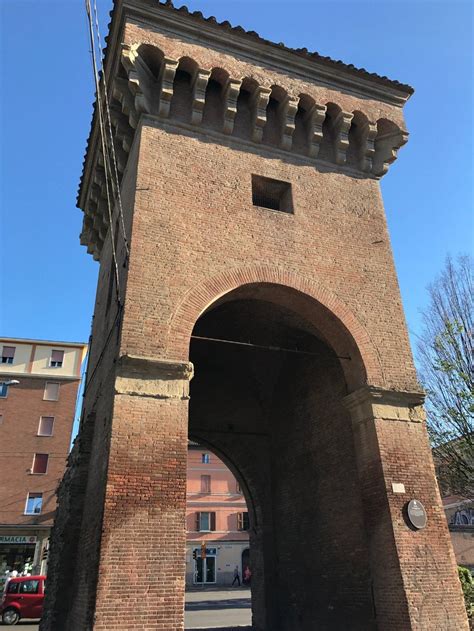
(41, 1, 468, 629)
(443, 496, 474, 573)
(0, 338, 87, 585)
(186, 443, 249, 586)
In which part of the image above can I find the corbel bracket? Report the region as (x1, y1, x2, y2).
(157, 57, 179, 117)
(332, 110, 354, 165)
(250, 86, 272, 143)
(305, 103, 327, 158)
(191, 68, 211, 126)
(372, 129, 409, 177)
(222, 78, 242, 135)
(278, 95, 299, 151)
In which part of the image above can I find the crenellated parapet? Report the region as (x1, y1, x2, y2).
(79, 35, 411, 260)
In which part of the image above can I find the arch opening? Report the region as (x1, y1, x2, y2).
(185, 438, 253, 618)
(170, 59, 196, 123)
(202, 77, 225, 131)
(188, 283, 375, 630)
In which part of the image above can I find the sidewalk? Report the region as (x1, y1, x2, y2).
(186, 584, 251, 592)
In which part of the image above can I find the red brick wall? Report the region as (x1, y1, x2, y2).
(41, 6, 468, 631)
(0, 377, 78, 526)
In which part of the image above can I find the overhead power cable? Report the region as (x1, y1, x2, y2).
(85, 0, 121, 302)
(190, 334, 351, 360)
(91, 0, 130, 258)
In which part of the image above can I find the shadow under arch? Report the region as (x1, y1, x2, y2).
(166, 264, 385, 390)
(186, 280, 378, 630)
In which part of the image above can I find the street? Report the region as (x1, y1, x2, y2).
(185, 588, 251, 629)
(7, 588, 252, 630)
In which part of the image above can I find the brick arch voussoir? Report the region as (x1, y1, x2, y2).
(167, 264, 384, 386)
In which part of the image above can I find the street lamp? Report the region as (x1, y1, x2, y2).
(4, 380, 20, 386)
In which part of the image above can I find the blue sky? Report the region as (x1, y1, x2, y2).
(1, 0, 473, 359)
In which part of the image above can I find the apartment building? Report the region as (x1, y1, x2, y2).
(0, 338, 87, 581)
(186, 443, 249, 586)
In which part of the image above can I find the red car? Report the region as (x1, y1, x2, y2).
(1, 575, 45, 625)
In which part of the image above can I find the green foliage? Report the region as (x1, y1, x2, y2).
(458, 566, 474, 617)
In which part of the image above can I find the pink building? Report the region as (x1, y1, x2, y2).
(186, 442, 249, 586)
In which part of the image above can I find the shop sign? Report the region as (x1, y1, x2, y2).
(193, 547, 217, 556)
(0, 536, 37, 545)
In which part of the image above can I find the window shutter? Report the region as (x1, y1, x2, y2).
(44, 382, 60, 401)
(196, 512, 201, 531)
(51, 350, 64, 362)
(201, 475, 211, 493)
(32, 453, 49, 474)
(38, 416, 54, 436)
(2, 346, 15, 358)
(237, 512, 243, 530)
(210, 512, 216, 531)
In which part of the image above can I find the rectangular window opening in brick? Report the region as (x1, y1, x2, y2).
(31, 453, 49, 474)
(238, 511, 250, 531)
(196, 511, 216, 532)
(25, 493, 43, 515)
(0, 383, 8, 398)
(201, 474, 211, 494)
(44, 381, 60, 401)
(38, 416, 54, 436)
(50, 349, 64, 368)
(251, 174, 293, 213)
(1, 346, 15, 364)
(201, 453, 210, 464)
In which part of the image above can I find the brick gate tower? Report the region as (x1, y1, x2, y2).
(41, 1, 468, 629)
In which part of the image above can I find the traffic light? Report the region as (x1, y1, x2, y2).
(192, 549, 197, 560)
(201, 542, 206, 560)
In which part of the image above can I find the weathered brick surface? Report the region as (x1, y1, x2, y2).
(42, 2, 468, 630)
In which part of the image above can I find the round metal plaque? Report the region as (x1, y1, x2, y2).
(407, 499, 427, 529)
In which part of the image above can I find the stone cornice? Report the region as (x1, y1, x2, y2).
(344, 386, 426, 424)
(121, 1, 413, 106)
(77, 1, 412, 256)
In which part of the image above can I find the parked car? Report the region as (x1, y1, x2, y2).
(1, 575, 45, 625)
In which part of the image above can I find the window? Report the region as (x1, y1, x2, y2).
(44, 382, 60, 401)
(236, 480, 242, 494)
(31, 453, 49, 474)
(201, 453, 210, 464)
(0, 414, 3, 425)
(237, 511, 250, 531)
(196, 511, 216, 532)
(25, 493, 43, 515)
(201, 475, 211, 494)
(0, 383, 8, 398)
(19, 579, 40, 594)
(50, 350, 64, 368)
(7, 581, 19, 594)
(251, 174, 293, 213)
(1, 346, 15, 364)
(38, 416, 54, 436)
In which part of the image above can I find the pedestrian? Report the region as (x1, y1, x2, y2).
(244, 566, 251, 585)
(231, 565, 241, 587)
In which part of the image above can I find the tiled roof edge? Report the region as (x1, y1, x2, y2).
(155, 1, 414, 94)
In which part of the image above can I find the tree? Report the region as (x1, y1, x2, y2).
(417, 254, 474, 498)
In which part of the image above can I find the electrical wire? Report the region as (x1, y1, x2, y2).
(91, 0, 130, 258)
(85, 0, 121, 303)
(191, 334, 352, 360)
